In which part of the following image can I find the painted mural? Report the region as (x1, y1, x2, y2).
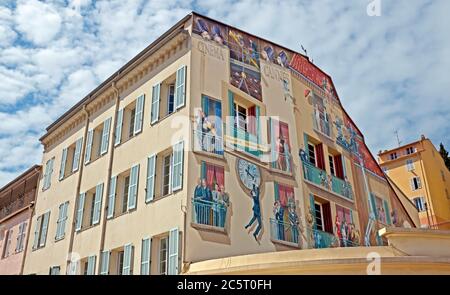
(194, 95, 223, 155)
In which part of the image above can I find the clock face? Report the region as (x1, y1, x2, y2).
(237, 158, 261, 190)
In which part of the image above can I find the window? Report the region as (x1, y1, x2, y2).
(270, 119, 291, 172)
(59, 137, 83, 180)
(167, 84, 175, 115)
(122, 176, 130, 214)
(16, 222, 27, 252)
(84, 118, 111, 164)
(234, 103, 248, 131)
(406, 147, 416, 155)
(117, 251, 124, 275)
(159, 237, 168, 275)
(55, 202, 69, 240)
(413, 197, 426, 212)
(328, 155, 335, 176)
(115, 95, 144, 146)
(2, 229, 12, 258)
(410, 177, 422, 191)
(107, 165, 139, 219)
(42, 157, 55, 190)
(308, 143, 316, 166)
(100, 250, 110, 275)
(49, 266, 60, 275)
(194, 95, 223, 155)
(406, 159, 414, 171)
(129, 108, 136, 139)
(162, 154, 172, 197)
(85, 255, 96, 275)
(389, 152, 398, 160)
(310, 196, 332, 234)
(314, 202, 324, 231)
(32, 211, 50, 250)
(75, 183, 103, 231)
(312, 104, 331, 137)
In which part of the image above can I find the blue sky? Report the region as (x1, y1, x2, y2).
(0, 0, 449, 186)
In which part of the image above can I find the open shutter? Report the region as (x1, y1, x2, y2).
(146, 155, 156, 203)
(32, 216, 42, 250)
(168, 228, 179, 275)
(84, 130, 93, 164)
(309, 194, 317, 230)
(171, 141, 184, 192)
(72, 137, 83, 172)
(417, 177, 422, 189)
(316, 143, 325, 170)
(39, 212, 50, 247)
(175, 65, 186, 109)
(114, 108, 124, 146)
(100, 251, 110, 275)
(369, 193, 378, 220)
(141, 238, 151, 275)
(127, 164, 139, 210)
(75, 193, 86, 231)
(151, 84, 161, 124)
(92, 183, 104, 225)
(59, 148, 68, 180)
(100, 118, 112, 155)
(383, 199, 391, 225)
(56, 203, 64, 239)
(58, 202, 68, 239)
(86, 255, 96, 275)
(134, 95, 145, 134)
(123, 243, 133, 275)
(107, 176, 117, 219)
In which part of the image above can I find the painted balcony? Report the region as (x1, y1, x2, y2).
(312, 111, 332, 138)
(302, 161, 353, 201)
(192, 199, 227, 230)
(308, 228, 339, 249)
(193, 129, 224, 156)
(270, 218, 301, 247)
(224, 123, 262, 158)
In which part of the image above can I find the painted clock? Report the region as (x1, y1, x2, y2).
(237, 158, 261, 190)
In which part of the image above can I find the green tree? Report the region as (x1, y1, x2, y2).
(439, 143, 450, 171)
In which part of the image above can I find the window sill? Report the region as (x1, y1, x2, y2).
(192, 149, 226, 160)
(54, 236, 65, 243)
(271, 238, 301, 249)
(191, 222, 227, 234)
(150, 104, 186, 127)
(303, 179, 354, 203)
(109, 207, 138, 220)
(76, 223, 100, 234)
(85, 153, 107, 167)
(59, 170, 77, 182)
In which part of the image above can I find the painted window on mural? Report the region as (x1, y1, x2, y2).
(269, 119, 292, 173)
(312, 94, 331, 137)
(194, 96, 223, 155)
(192, 162, 229, 228)
(271, 183, 299, 245)
(373, 195, 391, 225)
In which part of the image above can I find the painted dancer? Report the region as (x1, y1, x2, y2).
(245, 184, 262, 241)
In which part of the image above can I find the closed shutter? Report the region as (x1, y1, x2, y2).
(114, 109, 123, 146)
(141, 238, 151, 275)
(59, 148, 68, 180)
(127, 164, 140, 210)
(369, 193, 378, 220)
(84, 130, 94, 164)
(123, 244, 133, 275)
(75, 193, 86, 231)
(107, 176, 117, 219)
(309, 194, 317, 230)
(100, 251, 110, 275)
(56, 203, 64, 239)
(32, 216, 42, 250)
(151, 84, 161, 124)
(146, 155, 156, 203)
(43, 158, 54, 190)
(86, 255, 96, 275)
(100, 118, 112, 155)
(171, 141, 184, 192)
(167, 228, 179, 275)
(383, 199, 392, 225)
(92, 183, 104, 225)
(175, 65, 187, 109)
(72, 137, 83, 172)
(134, 95, 145, 134)
(39, 212, 50, 247)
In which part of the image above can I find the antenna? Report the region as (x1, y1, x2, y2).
(394, 130, 402, 147)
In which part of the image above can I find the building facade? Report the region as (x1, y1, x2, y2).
(22, 12, 418, 275)
(0, 165, 40, 275)
(378, 136, 450, 229)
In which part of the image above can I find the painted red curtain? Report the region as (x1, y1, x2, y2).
(336, 205, 351, 223)
(316, 143, 325, 170)
(334, 155, 344, 179)
(215, 166, 225, 189)
(206, 164, 216, 189)
(279, 122, 290, 148)
(248, 106, 256, 135)
(278, 184, 294, 207)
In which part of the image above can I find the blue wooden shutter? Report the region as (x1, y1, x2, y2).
(100, 118, 112, 155)
(84, 130, 93, 164)
(141, 238, 151, 275)
(39, 212, 50, 247)
(100, 251, 110, 275)
(151, 84, 161, 124)
(146, 155, 156, 203)
(175, 65, 186, 109)
(107, 176, 117, 219)
(383, 199, 391, 225)
(72, 137, 83, 172)
(115, 109, 123, 146)
(369, 193, 378, 220)
(59, 148, 68, 180)
(87, 255, 96, 275)
(32, 216, 42, 250)
(123, 243, 133, 275)
(134, 94, 145, 134)
(171, 141, 184, 191)
(92, 183, 103, 225)
(127, 164, 139, 210)
(167, 228, 179, 275)
(75, 193, 86, 231)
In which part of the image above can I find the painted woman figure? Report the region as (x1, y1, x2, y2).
(211, 183, 221, 226)
(277, 136, 286, 171)
(245, 184, 262, 241)
(335, 215, 342, 246)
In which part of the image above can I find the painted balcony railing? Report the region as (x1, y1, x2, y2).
(192, 199, 227, 228)
(224, 123, 261, 157)
(307, 228, 339, 249)
(271, 151, 293, 173)
(338, 238, 360, 247)
(270, 218, 301, 247)
(193, 129, 224, 156)
(302, 161, 353, 200)
(312, 112, 332, 138)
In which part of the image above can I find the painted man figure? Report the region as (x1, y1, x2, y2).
(245, 184, 262, 241)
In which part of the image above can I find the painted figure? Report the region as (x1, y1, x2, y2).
(288, 205, 300, 244)
(273, 201, 284, 241)
(276, 136, 286, 171)
(219, 184, 229, 227)
(245, 184, 262, 241)
(335, 215, 342, 245)
(195, 18, 211, 40)
(283, 138, 291, 172)
(211, 25, 224, 44)
(212, 183, 221, 226)
(276, 51, 288, 67)
(262, 45, 274, 62)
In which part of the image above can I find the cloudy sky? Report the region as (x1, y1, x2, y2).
(0, 0, 449, 186)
